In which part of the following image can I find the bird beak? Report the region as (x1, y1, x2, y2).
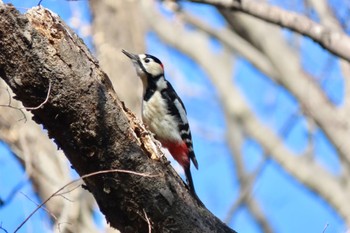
(122, 49, 138, 62)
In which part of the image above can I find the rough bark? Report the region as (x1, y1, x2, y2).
(0, 3, 236, 233)
(89, 1, 147, 232)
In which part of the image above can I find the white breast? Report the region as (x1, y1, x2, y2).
(142, 92, 182, 143)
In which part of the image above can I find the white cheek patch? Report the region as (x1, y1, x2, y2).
(138, 54, 163, 77)
(147, 63, 163, 77)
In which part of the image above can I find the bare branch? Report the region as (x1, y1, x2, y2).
(307, 0, 342, 30)
(187, 0, 350, 62)
(143, 209, 152, 233)
(19, 191, 58, 221)
(0, 80, 50, 123)
(179, 12, 279, 81)
(0, 85, 27, 121)
(0, 223, 8, 233)
(322, 223, 329, 233)
(24, 80, 51, 110)
(308, 0, 350, 118)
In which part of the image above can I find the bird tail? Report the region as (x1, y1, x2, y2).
(184, 166, 204, 206)
(189, 151, 198, 170)
(184, 166, 196, 196)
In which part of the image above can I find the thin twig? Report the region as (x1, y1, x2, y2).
(23, 81, 51, 110)
(56, 193, 74, 203)
(0, 81, 51, 122)
(143, 209, 152, 233)
(14, 169, 159, 233)
(0, 87, 26, 121)
(0, 81, 51, 111)
(224, 155, 268, 223)
(322, 223, 329, 233)
(57, 183, 82, 199)
(19, 192, 58, 221)
(0, 103, 27, 121)
(0, 223, 8, 233)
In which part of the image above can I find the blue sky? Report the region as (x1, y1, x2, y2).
(0, 0, 347, 232)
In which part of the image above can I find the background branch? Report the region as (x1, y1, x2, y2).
(188, 0, 350, 62)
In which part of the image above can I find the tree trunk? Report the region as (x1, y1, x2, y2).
(0, 3, 236, 233)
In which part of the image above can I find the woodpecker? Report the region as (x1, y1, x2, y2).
(122, 49, 198, 196)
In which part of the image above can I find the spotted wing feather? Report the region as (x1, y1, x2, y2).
(160, 82, 198, 169)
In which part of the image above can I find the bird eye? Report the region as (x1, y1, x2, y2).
(145, 58, 150, 63)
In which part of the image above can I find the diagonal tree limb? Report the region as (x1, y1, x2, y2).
(186, 0, 350, 62)
(307, 0, 350, 127)
(0, 2, 236, 233)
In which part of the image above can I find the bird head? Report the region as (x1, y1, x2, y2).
(122, 49, 164, 79)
